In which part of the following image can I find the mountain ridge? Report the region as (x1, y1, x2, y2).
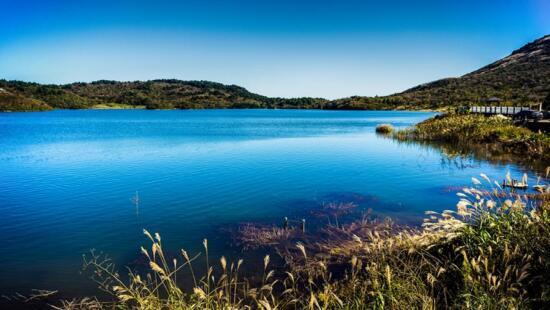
(1, 34, 549, 112)
(328, 34, 550, 110)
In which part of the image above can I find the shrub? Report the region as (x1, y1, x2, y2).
(375, 123, 394, 134)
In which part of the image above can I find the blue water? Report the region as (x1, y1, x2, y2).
(0, 109, 535, 297)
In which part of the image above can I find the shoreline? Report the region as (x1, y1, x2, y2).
(392, 113, 550, 172)
(1, 107, 442, 113)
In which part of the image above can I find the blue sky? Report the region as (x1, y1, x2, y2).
(0, 0, 548, 99)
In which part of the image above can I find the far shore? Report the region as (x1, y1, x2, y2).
(2, 106, 444, 113)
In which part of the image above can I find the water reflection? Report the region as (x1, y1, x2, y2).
(395, 138, 548, 175)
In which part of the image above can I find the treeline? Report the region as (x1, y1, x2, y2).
(1, 35, 549, 112)
(1, 72, 547, 112)
(0, 79, 335, 111)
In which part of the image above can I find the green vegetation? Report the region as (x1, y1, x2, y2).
(395, 113, 550, 164)
(333, 35, 550, 110)
(375, 124, 394, 134)
(41, 174, 548, 309)
(0, 88, 52, 112)
(0, 79, 330, 112)
(2, 35, 549, 112)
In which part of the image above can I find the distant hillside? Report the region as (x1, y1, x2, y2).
(1, 35, 549, 111)
(0, 79, 328, 111)
(331, 35, 550, 110)
(0, 87, 52, 112)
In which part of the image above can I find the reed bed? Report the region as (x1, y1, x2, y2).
(44, 173, 550, 309)
(394, 113, 550, 163)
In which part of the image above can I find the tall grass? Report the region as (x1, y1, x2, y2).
(395, 113, 550, 163)
(53, 174, 549, 309)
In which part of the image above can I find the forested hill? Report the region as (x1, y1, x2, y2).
(330, 34, 550, 110)
(399, 34, 550, 107)
(0, 79, 328, 111)
(1, 35, 549, 112)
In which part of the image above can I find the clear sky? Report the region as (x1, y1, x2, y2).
(0, 0, 548, 99)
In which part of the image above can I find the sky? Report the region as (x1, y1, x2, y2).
(0, 0, 548, 99)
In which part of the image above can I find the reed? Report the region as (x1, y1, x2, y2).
(51, 173, 549, 309)
(394, 113, 550, 163)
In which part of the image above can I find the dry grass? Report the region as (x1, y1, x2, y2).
(46, 173, 550, 309)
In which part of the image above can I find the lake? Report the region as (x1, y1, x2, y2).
(0, 109, 535, 298)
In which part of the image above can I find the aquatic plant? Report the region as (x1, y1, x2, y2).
(234, 222, 300, 250)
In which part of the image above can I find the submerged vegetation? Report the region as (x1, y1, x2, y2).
(41, 174, 549, 309)
(395, 113, 550, 165)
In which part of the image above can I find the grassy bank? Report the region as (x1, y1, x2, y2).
(36, 174, 548, 309)
(91, 103, 146, 109)
(395, 113, 550, 165)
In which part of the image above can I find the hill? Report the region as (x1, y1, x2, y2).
(0, 79, 328, 111)
(1, 35, 549, 111)
(0, 87, 52, 111)
(331, 35, 550, 110)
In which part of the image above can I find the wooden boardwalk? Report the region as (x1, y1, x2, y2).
(470, 106, 531, 115)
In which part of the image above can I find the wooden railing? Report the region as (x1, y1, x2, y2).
(470, 106, 531, 115)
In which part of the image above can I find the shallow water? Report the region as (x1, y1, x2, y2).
(0, 109, 538, 297)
